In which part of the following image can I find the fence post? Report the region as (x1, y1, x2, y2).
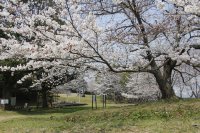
(92, 94, 94, 109)
(95, 94, 97, 109)
(102, 94, 107, 109)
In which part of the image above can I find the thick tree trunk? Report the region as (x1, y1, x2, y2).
(153, 59, 177, 99)
(41, 89, 48, 108)
(2, 83, 13, 110)
(154, 74, 176, 99)
(2, 87, 11, 99)
(158, 81, 176, 99)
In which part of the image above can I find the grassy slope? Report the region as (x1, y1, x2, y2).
(0, 95, 200, 133)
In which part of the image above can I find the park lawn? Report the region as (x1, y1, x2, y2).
(58, 93, 105, 106)
(58, 93, 131, 107)
(0, 97, 200, 133)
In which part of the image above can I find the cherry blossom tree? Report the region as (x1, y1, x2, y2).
(0, 0, 79, 103)
(125, 72, 160, 101)
(30, 67, 76, 108)
(0, 59, 32, 99)
(167, 0, 200, 17)
(173, 64, 200, 98)
(68, 0, 200, 99)
(83, 70, 160, 102)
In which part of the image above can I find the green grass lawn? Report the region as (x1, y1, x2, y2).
(58, 93, 104, 106)
(0, 95, 200, 133)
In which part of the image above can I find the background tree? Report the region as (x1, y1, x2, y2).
(0, 0, 79, 107)
(63, 0, 200, 99)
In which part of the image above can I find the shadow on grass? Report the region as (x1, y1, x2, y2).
(12, 106, 92, 116)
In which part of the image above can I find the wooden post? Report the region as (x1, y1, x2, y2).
(105, 95, 106, 108)
(78, 89, 80, 103)
(92, 93, 98, 110)
(102, 94, 107, 109)
(92, 94, 94, 109)
(95, 94, 97, 109)
(102, 95, 104, 108)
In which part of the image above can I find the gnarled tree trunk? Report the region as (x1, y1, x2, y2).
(153, 59, 177, 99)
(157, 79, 176, 99)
